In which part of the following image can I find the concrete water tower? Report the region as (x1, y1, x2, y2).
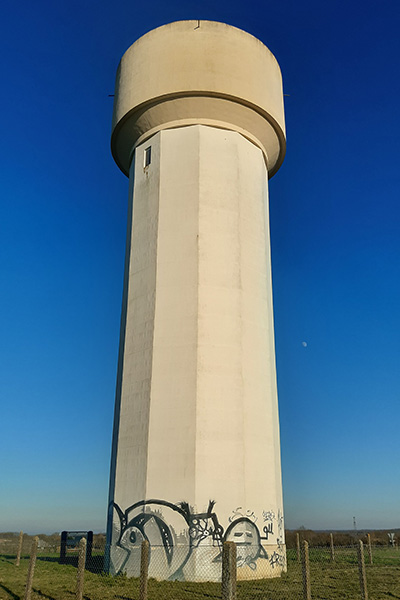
(107, 20, 286, 581)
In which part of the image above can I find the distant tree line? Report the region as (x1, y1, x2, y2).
(285, 528, 400, 548)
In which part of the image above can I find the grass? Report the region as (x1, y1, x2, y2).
(1, 547, 400, 600)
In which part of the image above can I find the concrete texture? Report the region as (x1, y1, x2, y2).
(107, 21, 286, 581)
(111, 20, 285, 177)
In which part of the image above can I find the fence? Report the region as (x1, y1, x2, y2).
(1, 532, 400, 599)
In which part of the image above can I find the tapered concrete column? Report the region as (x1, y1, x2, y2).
(107, 20, 286, 582)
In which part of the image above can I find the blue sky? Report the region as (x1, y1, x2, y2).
(1, 0, 399, 534)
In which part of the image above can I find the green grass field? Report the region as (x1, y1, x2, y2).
(1, 548, 400, 600)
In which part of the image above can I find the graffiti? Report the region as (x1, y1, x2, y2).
(277, 509, 284, 537)
(229, 507, 257, 523)
(111, 499, 193, 579)
(263, 510, 275, 523)
(188, 500, 225, 547)
(276, 509, 284, 550)
(224, 517, 268, 569)
(262, 522, 274, 540)
(110, 499, 283, 579)
(269, 550, 285, 569)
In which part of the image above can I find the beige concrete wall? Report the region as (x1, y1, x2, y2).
(111, 20, 286, 178)
(110, 134, 162, 509)
(109, 125, 285, 580)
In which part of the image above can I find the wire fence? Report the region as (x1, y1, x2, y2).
(1, 532, 400, 599)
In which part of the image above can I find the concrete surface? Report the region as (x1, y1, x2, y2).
(107, 21, 286, 581)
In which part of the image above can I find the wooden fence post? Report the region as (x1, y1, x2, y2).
(76, 537, 87, 600)
(357, 540, 368, 600)
(222, 541, 237, 600)
(301, 540, 311, 600)
(24, 536, 38, 600)
(296, 533, 301, 563)
(330, 533, 335, 562)
(16, 531, 23, 566)
(139, 540, 149, 600)
(367, 534, 373, 565)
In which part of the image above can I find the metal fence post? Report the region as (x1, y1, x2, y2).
(16, 531, 23, 566)
(76, 537, 87, 600)
(301, 540, 311, 600)
(357, 540, 368, 600)
(24, 536, 38, 600)
(139, 540, 149, 600)
(60, 531, 67, 563)
(330, 533, 335, 562)
(222, 541, 237, 600)
(296, 532, 301, 563)
(367, 533, 373, 565)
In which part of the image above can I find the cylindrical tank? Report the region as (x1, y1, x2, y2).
(111, 20, 285, 176)
(107, 20, 286, 581)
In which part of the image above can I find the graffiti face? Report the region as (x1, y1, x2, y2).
(225, 517, 267, 569)
(111, 500, 192, 579)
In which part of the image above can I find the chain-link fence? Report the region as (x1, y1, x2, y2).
(1, 532, 400, 599)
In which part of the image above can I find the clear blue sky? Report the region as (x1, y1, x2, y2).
(1, 0, 399, 534)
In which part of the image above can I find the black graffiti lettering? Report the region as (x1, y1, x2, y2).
(262, 522, 274, 540)
(269, 551, 285, 568)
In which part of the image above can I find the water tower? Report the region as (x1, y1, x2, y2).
(107, 20, 286, 581)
